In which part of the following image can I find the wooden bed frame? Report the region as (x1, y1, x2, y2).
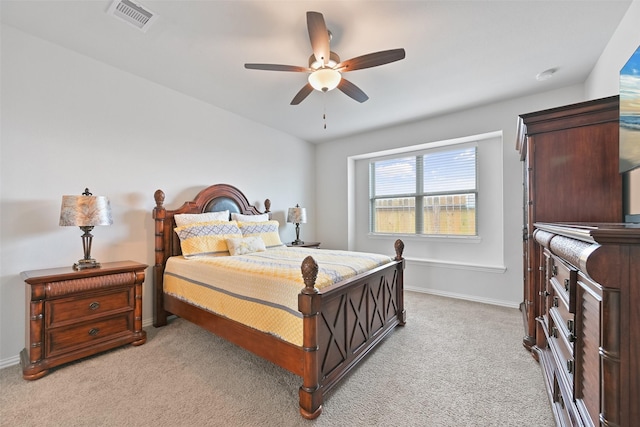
(153, 184, 405, 419)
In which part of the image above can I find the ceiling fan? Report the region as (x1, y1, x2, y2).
(244, 11, 406, 105)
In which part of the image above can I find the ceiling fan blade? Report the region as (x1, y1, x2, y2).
(245, 63, 309, 72)
(307, 11, 330, 65)
(291, 83, 314, 105)
(337, 48, 406, 72)
(337, 78, 369, 103)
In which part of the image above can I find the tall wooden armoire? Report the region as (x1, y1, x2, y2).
(516, 95, 623, 351)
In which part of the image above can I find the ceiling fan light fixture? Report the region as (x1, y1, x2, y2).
(308, 68, 341, 92)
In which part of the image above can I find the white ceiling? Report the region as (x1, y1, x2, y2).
(1, 0, 632, 143)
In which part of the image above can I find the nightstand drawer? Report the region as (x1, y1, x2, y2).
(46, 313, 133, 358)
(46, 288, 134, 328)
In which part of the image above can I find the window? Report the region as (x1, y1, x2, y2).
(369, 145, 477, 236)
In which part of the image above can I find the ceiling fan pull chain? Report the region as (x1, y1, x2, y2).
(323, 93, 327, 129)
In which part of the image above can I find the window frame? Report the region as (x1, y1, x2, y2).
(369, 142, 478, 237)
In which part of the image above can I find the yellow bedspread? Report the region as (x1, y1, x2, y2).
(164, 247, 392, 346)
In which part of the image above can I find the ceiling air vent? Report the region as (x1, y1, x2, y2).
(107, 0, 157, 32)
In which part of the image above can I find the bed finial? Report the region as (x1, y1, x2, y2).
(301, 256, 319, 293)
(394, 239, 404, 260)
(264, 199, 271, 213)
(154, 189, 165, 207)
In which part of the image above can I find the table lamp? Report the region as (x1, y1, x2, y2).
(59, 188, 113, 270)
(287, 204, 307, 245)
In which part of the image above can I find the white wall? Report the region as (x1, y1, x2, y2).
(0, 25, 316, 366)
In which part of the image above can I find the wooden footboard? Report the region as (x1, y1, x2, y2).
(152, 185, 405, 419)
(298, 240, 405, 418)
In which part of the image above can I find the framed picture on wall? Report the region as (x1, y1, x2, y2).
(620, 44, 640, 173)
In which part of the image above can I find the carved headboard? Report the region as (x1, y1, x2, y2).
(153, 184, 271, 261)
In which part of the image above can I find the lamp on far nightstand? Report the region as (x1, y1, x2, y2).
(287, 204, 307, 245)
(59, 188, 113, 270)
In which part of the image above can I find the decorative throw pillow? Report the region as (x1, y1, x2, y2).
(226, 236, 266, 256)
(174, 220, 241, 258)
(238, 220, 284, 248)
(174, 211, 229, 226)
(230, 212, 269, 222)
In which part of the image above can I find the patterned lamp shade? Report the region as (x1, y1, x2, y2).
(59, 194, 113, 227)
(287, 205, 307, 224)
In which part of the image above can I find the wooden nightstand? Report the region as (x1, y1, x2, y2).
(20, 260, 147, 380)
(286, 241, 321, 248)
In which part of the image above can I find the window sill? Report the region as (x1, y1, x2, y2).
(368, 233, 481, 244)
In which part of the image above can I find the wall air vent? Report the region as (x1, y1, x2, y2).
(106, 0, 157, 32)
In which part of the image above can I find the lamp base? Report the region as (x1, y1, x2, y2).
(74, 258, 101, 270)
(291, 239, 305, 245)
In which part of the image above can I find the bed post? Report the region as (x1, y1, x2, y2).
(153, 190, 168, 327)
(297, 256, 323, 420)
(394, 239, 407, 325)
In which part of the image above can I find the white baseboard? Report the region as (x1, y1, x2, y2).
(0, 355, 20, 370)
(404, 286, 520, 309)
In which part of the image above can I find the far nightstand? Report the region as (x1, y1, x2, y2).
(287, 241, 321, 248)
(20, 260, 147, 380)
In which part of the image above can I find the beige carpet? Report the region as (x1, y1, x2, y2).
(0, 292, 554, 426)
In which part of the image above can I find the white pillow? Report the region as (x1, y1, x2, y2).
(175, 211, 229, 226)
(230, 212, 269, 222)
(226, 236, 266, 256)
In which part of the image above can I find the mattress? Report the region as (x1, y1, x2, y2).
(164, 246, 392, 346)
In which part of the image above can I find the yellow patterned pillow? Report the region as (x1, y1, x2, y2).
(226, 236, 266, 256)
(237, 220, 284, 248)
(174, 220, 241, 258)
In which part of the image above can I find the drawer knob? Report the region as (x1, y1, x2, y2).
(568, 333, 576, 343)
(551, 326, 558, 338)
(553, 296, 559, 307)
(552, 265, 558, 276)
(539, 290, 550, 297)
(567, 359, 574, 374)
(564, 279, 570, 292)
(89, 301, 100, 310)
(88, 328, 100, 336)
(567, 319, 575, 333)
